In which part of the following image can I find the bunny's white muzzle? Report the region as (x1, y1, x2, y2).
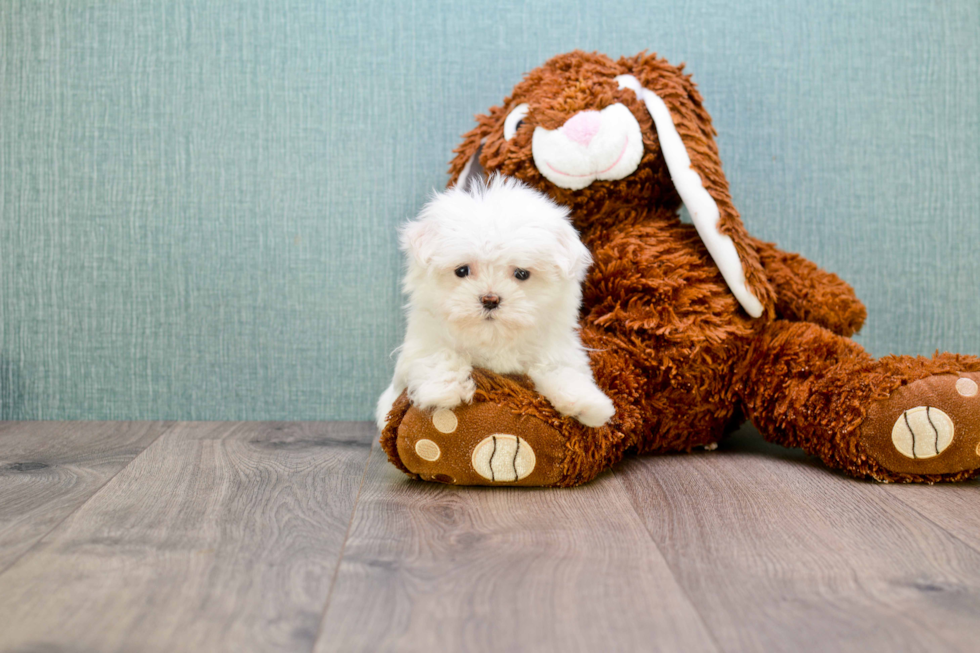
(531, 103, 644, 191)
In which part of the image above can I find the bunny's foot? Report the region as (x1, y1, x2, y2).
(859, 372, 980, 482)
(379, 369, 621, 487)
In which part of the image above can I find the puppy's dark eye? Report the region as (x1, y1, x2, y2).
(455, 265, 470, 278)
(514, 268, 530, 281)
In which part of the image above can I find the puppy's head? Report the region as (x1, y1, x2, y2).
(401, 175, 590, 340)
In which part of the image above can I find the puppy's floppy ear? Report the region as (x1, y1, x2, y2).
(616, 53, 775, 319)
(399, 218, 438, 268)
(552, 221, 593, 281)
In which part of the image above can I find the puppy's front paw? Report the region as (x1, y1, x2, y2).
(540, 376, 616, 428)
(410, 376, 476, 411)
(574, 391, 616, 428)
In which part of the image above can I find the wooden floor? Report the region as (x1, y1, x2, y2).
(0, 422, 978, 652)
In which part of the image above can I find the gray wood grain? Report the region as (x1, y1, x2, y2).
(2, 421, 977, 653)
(617, 426, 980, 653)
(0, 421, 373, 653)
(0, 421, 172, 572)
(881, 484, 980, 556)
(314, 446, 718, 653)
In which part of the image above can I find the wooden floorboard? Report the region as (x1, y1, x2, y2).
(1, 421, 978, 652)
(0, 421, 373, 653)
(314, 445, 718, 653)
(882, 484, 980, 556)
(0, 421, 172, 572)
(617, 426, 980, 653)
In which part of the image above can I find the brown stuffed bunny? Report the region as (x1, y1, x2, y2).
(380, 50, 980, 487)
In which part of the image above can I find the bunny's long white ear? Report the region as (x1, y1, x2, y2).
(455, 141, 486, 192)
(616, 74, 764, 318)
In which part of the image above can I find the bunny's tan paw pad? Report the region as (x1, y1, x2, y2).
(860, 373, 980, 478)
(395, 402, 565, 486)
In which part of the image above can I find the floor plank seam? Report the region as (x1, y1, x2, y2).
(886, 490, 980, 557)
(311, 434, 376, 652)
(612, 467, 726, 653)
(0, 421, 178, 579)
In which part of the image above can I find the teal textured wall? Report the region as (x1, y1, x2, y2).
(1, 0, 978, 419)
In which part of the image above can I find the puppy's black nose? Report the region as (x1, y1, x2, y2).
(481, 293, 500, 310)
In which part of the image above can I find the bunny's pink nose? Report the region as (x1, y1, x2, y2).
(560, 111, 602, 147)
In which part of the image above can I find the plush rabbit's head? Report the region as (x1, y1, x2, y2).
(448, 50, 772, 318)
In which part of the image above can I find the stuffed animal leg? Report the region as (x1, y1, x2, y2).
(738, 320, 980, 482)
(380, 368, 622, 487)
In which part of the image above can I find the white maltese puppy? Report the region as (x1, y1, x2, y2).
(376, 175, 615, 430)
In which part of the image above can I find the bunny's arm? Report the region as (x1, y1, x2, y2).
(752, 238, 867, 338)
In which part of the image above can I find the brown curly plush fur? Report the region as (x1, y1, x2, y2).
(382, 50, 980, 485)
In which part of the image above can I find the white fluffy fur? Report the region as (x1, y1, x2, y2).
(376, 175, 615, 430)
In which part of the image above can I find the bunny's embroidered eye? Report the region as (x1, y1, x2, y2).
(455, 265, 470, 278)
(514, 268, 530, 281)
(504, 103, 530, 141)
